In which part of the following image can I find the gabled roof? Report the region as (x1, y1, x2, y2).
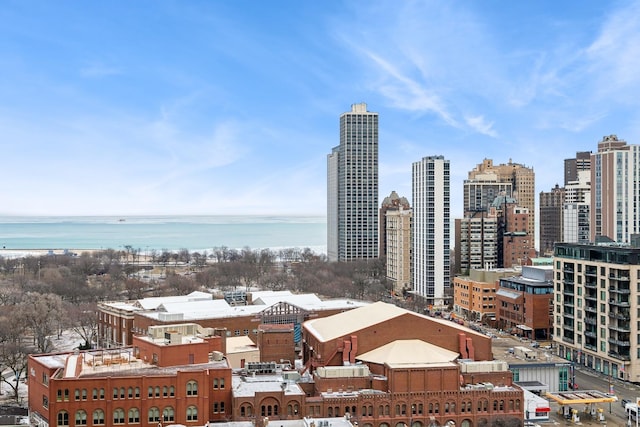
(357, 339, 459, 367)
(304, 301, 407, 342)
(303, 301, 487, 343)
(135, 291, 213, 310)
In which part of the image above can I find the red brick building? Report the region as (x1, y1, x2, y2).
(98, 291, 366, 348)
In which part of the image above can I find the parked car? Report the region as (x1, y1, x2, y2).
(622, 398, 631, 408)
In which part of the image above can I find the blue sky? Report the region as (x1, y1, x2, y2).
(1, 1, 639, 217)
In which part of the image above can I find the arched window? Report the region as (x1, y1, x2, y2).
(187, 380, 198, 396)
(148, 387, 153, 398)
(163, 386, 168, 397)
(135, 387, 140, 398)
(113, 388, 118, 399)
(169, 386, 175, 396)
(92, 409, 105, 425)
(57, 411, 69, 426)
(92, 388, 98, 400)
(128, 408, 140, 423)
(163, 407, 175, 422)
(148, 407, 160, 423)
(155, 386, 161, 397)
(328, 407, 333, 417)
(449, 402, 456, 414)
(82, 389, 87, 400)
(75, 410, 87, 425)
(434, 403, 440, 414)
(213, 378, 219, 389)
(187, 406, 198, 421)
(99, 388, 104, 400)
(74, 389, 80, 401)
(128, 387, 133, 398)
(220, 378, 225, 389)
(120, 387, 125, 399)
(461, 420, 471, 427)
(113, 408, 125, 424)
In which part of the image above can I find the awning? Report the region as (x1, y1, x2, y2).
(517, 325, 533, 331)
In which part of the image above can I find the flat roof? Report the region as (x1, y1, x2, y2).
(545, 390, 617, 405)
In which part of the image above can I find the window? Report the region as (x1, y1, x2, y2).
(57, 411, 69, 426)
(220, 378, 225, 389)
(169, 386, 175, 397)
(92, 410, 105, 425)
(113, 388, 118, 399)
(128, 387, 133, 398)
(213, 378, 218, 389)
(120, 387, 125, 399)
(99, 388, 104, 400)
(82, 389, 87, 400)
(148, 408, 160, 423)
(162, 407, 175, 422)
(135, 387, 140, 398)
(163, 386, 168, 397)
(113, 409, 125, 425)
(187, 406, 198, 421)
(148, 387, 153, 398)
(155, 386, 161, 397)
(42, 396, 48, 409)
(42, 373, 49, 386)
(75, 410, 87, 426)
(187, 380, 198, 396)
(128, 408, 140, 423)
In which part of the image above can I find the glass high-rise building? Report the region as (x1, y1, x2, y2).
(327, 103, 379, 262)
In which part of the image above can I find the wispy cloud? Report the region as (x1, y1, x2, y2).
(464, 115, 498, 138)
(79, 62, 122, 78)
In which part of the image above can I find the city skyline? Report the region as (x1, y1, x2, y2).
(2, 1, 639, 217)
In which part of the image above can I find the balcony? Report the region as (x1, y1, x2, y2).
(584, 317, 597, 326)
(608, 337, 631, 347)
(609, 299, 630, 307)
(609, 274, 630, 282)
(609, 287, 631, 295)
(584, 331, 597, 338)
(609, 310, 630, 320)
(609, 323, 631, 333)
(584, 306, 597, 314)
(608, 351, 631, 361)
(584, 280, 597, 289)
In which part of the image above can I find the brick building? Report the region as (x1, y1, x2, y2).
(98, 291, 367, 349)
(495, 266, 553, 340)
(302, 302, 525, 427)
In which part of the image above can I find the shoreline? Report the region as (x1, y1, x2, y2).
(0, 249, 98, 259)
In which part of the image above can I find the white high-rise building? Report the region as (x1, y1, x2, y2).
(412, 155, 450, 306)
(327, 103, 379, 262)
(591, 135, 640, 243)
(563, 170, 591, 244)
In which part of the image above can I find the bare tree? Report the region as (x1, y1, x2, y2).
(20, 292, 64, 353)
(66, 302, 99, 349)
(0, 308, 33, 403)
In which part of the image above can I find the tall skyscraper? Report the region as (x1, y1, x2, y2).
(590, 135, 640, 243)
(327, 103, 379, 262)
(412, 156, 450, 306)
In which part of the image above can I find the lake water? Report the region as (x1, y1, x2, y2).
(0, 215, 327, 255)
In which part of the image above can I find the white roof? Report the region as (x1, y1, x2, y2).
(357, 339, 459, 367)
(304, 301, 486, 342)
(158, 299, 231, 314)
(136, 291, 213, 310)
(304, 301, 407, 342)
(253, 293, 322, 306)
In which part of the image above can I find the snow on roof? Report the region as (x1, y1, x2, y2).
(136, 291, 213, 310)
(253, 293, 322, 306)
(232, 373, 305, 398)
(357, 339, 459, 368)
(304, 301, 407, 342)
(249, 290, 293, 301)
(157, 299, 231, 314)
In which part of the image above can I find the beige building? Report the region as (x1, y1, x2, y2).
(466, 158, 536, 245)
(385, 206, 412, 296)
(453, 268, 519, 322)
(554, 242, 640, 382)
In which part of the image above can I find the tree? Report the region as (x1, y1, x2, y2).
(20, 292, 64, 353)
(66, 302, 99, 349)
(0, 307, 33, 403)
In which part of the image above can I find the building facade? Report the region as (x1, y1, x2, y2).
(465, 159, 536, 245)
(379, 191, 410, 260)
(563, 170, 591, 245)
(412, 156, 450, 305)
(539, 185, 565, 256)
(454, 210, 498, 275)
(564, 151, 591, 186)
(452, 268, 518, 322)
(384, 205, 412, 296)
(553, 242, 640, 382)
(496, 266, 553, 340)
(327, 103, 379, 261)
(590, 135, 640, 244)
